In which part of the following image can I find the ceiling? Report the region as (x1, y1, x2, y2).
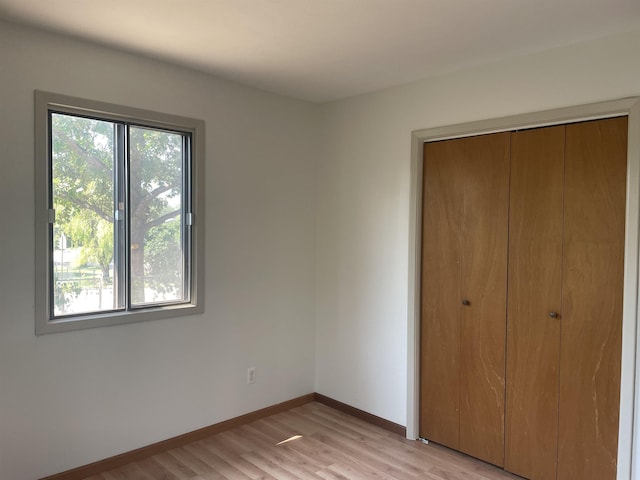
(1, 0, 640, 103)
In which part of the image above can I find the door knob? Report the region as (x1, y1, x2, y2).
(462, 299, 471, 306)
(548, 311, 559, 319)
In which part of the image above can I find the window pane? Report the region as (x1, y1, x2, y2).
(129, 126, 186, 306)
(51, 114, 117, 316)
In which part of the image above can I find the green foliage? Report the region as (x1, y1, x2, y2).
(53, 272, 82, 314)
(144, 218, 183, 297)
(51, 114, 115, 225)
(68, 213, 114, 279)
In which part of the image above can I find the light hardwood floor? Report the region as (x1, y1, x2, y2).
(83, 402, 522, 480)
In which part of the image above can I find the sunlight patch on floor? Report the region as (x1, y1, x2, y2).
(276, 434, 303, 446)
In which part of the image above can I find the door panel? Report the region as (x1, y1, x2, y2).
(459, 133, 510, 467)
(558, 117, 627, 480)
(420, 139, 464, 448)
(505, 126, 565, 480)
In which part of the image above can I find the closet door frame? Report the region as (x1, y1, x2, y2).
(408, 97, 640, 480)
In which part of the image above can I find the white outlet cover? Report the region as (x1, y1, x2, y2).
(247, 367, 256, 384)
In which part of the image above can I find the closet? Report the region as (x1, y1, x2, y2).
(419, 117, 627, 480)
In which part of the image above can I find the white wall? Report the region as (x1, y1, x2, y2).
(0, 21, 318, 480)
(315, 29, 640, 426)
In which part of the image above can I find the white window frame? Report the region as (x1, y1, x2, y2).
(35, 91, 205, 335)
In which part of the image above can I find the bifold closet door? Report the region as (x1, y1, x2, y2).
(422, 117, 626, 480)
(420, 133, 509, 467)
(420, 139, 464, 449)
(558, 117, 627, 480)
(505, 125, 565, 480)
(458, 133, 509, 467)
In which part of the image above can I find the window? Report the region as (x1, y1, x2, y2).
(35, 91, 204, 334)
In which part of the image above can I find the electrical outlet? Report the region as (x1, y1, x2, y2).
(247, 367, 256, 384)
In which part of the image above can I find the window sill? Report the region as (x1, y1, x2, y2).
(36, 302, 203, 335)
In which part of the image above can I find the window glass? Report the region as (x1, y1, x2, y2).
(51, 113, 118, 316)
(129, 126, 187, 306)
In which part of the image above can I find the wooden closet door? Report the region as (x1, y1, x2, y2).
(420, 139, 464, 448)
(459, 133, 510, 467)
(505, 126, 565, 480)
(559, 117, 627, 480)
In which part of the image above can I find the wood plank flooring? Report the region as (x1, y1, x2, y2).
(82, 402, 522, 480)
